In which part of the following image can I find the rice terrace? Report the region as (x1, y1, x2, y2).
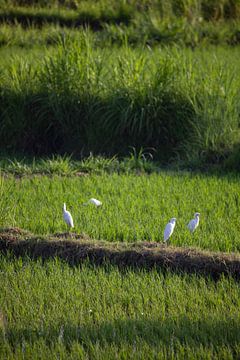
(1, 0, 240, 359)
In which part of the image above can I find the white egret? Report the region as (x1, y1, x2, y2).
(84, 198, 102, 207)
(187, 212, 200, 233)
(164, 218, 176, 243)
(63, 203, 74, 230)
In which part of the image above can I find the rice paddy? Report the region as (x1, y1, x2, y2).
(1, 171, 240, 251)
(1, 1, 240, 358)
(0, 254, 240, 359)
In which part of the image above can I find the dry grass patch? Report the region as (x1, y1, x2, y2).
(0, 228, 239, 280)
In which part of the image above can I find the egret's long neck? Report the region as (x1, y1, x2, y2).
(195, 216, 199, 225)
(63, 204, 66, 212)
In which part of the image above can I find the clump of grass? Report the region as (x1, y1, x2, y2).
(1, 158, 35, 176)
(76, 154, 120, 174)
(120, 147, 158, 174)
(0, 36, 240, 166)
(0, 152, 159, 176)
(180, 53, 240, 167)
(39, 155, 75, 175)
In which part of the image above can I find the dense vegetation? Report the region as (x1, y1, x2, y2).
(0, 2, 240, 358)
(0, 40, 240, 168)
(1, 0, 240, 49)
(1, 168, 240, 358)
(1, 0, 240, 25)
(1, 255, 240, 359)
(1, 171, 240, 252)
(0, 0, 240, 168)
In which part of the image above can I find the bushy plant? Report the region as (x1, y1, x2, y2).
(0, 36, 239, 166)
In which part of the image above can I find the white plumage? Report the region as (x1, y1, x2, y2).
(164, 218, 176, 243)
(63, 203, 74, 229)
(187, 212, 200, 233)
(84, 198, 102, 207)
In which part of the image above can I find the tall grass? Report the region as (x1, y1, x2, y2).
(1, 20, 240, 50)
(1, 0, 240, 21)
(0, 0, 240, 52)
(0, 173, 15, 226)
(0, 2, 133, 30)
(0, 36, 239, 166)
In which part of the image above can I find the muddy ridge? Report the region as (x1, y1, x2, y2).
(0, 228, 240, 280)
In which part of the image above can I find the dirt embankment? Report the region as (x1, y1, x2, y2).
(0, 228, 240, 280)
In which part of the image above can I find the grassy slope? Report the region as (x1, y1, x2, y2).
(0, 254, 240, 359)
(1, 172, 240, 252)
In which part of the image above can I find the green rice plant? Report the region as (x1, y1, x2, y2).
(1, 19, 240, 49)
(0, 173, 15, 226)
(3, 158, 34, 175)
(0, 255, 239, 358)
(179, 52, 240, 166)
(76, 154, 120, 174)
(121, 146, 158, 173)
(96, 47, 194, 159)
(1, 171, 240, 251)
(38, 155, 75, 175)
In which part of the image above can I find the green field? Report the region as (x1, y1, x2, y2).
(1, 172, 240, 251)
(1, 255, 240, 360)
(1, 0, 240, 358)
(1, 170, 240, 358)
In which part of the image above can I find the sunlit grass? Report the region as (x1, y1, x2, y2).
(1, 171, 240, 252)
(1, 40, 240, 166)
(0, 255, 239, 359)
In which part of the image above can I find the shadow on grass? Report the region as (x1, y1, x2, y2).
(5, 316, 240, 350)
(0, 228, 240, 281)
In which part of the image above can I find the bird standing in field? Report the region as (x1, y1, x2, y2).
(187, 212, 200, 233)
(164, 218, 176, 244)
(63, 203, 74, 232)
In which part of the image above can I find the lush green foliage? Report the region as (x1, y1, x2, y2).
(1, 1, 240, 168)
(0, 152, 159, 176)
(1, 0, 240, 22)
(1, 39, 240, 166)
(0, 3, 133, 31)
(1, 20, 240, 49)
(0, 255, 240, 359)
(1, 0, 240, 49)
(1, 2, 239, 359)
(1, 171, 240, 252)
